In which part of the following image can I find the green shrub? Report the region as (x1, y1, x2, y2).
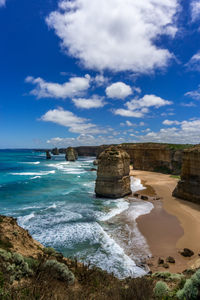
(43, 260, 75, 285)
(24, 257, 39, 270)
(177, 279, 198, 300)
(12, 253, 24, 265)
(152, 271, 184, 282)
(0, 249, 12, 261)
(154, 281, 169, 298)
(43, 247, 57, 256)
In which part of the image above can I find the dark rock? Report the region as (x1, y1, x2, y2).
(90, 168, 97, 172)
(134, 193, 139, 198)
(93, 160, 98, 166)
(180, 248, 194, 257)
(46, 150, 51, 160)
(166, 256, 175, 263)
(163, 263, 169, 269)
(158, 258, 164, 265)
(51, 148, 59, 155)
(141, 195, 149, 201)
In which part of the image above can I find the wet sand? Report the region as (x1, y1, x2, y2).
(131, 170, 200, 273)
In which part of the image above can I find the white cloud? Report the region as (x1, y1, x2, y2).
(185, 85, 200, 100)
(163, 119, 181, 125)
(114, 94, 172, 118)
(25, 75, 90, 99)
(40, 107, 100, 134)
(46, 0, 179, 73)
(106, 82, 132, 99)
(72, 95, 105, 109)
(191, 0, 200, 22)
(0, 0, 6, 7)
(186, 51, 200, 72)
(47, 133, 133, 147)
(139, 119, 200, 144)
(94, 75, 108, 86)
(181, 102, 196, 107)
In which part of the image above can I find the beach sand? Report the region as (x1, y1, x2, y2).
(131, 170, 200, 273)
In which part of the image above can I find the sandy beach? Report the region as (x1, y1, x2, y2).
(131, 170, 200, 273)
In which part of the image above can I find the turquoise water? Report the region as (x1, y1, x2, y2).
(0, 150, 153, 278)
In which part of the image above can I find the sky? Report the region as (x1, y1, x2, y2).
(1, 0, 200, 148)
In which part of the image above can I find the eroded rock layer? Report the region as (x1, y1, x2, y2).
(95, 146, 131, 199)
(173, 146, 200, 203)
(65, 147, 78, 162)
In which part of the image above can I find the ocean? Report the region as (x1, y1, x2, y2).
(0, 150, 153, 278)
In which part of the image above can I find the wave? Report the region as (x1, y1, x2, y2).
(10, 170, 55, 176)
(131, 177, 145, 193)
(23, 161, 40, 165)
(18, 213, 35, 226)
(99, 199, 129, 222)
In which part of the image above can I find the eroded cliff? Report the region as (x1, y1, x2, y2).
(65, 147, 78, 162)
(173, 146, 200, 203)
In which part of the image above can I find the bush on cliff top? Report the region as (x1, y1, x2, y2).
(177, 269, 200, 300)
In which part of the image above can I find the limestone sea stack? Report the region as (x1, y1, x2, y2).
(95, 146, 131, 199)
(65, 147, 78, 162)
(173, 145, 200, 203)
(46, 150, 51, 160)
(51, 147, 59, 155)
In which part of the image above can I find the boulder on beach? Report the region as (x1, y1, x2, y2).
(65, 147, 78, 162)
(95, 146, 131, 199)
(46, 150, 51, 160)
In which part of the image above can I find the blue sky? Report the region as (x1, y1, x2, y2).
(1, 0, 200, 148)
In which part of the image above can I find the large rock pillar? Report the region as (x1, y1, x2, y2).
(65, 147, 78, 162)
(95, 146, 131, 199)
(173, 146, 200, 203)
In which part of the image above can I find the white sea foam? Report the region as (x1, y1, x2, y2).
(22, 161, 40, 165)
(18, 213, 35, 226)
(10, 170, 55, 176)
(28, 220, 146, 278)
(99, 199, 129, 222)
(30, 176, 41, 180)
(131, 177, 145, 193)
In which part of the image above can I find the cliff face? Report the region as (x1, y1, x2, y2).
(95, 146, 131, 199)
(120, 144, 183, 175)
(75, 146, 107, 157)
(65, 147, 78, 161)
(173, 146, 200, 203)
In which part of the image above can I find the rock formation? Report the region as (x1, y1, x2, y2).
(93, 159, 98, 166)
(52, 148, 59, 155)
(46, 150, 51, 160)
(65, 147, 78, 162)
(173, 146, 200, 203)
(95, 146, 131, 199)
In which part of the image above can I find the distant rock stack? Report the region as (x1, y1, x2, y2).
(65, 147, 78, 162)
(95, 146, 131, 199)
(52, 148, 59, 155)
(46, 150, 51, 160)
(173, 146, 200, 203)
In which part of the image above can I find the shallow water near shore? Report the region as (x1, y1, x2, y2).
(0, 150, 153, 278)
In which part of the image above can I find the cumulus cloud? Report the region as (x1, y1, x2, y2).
(114, 94, 172, 118)
(40, 107, 100, 134)
(106, 82, 132, 99)
(139, 119, 200, 144)
(72, 95, 105, 109)
(47, 134, 131, 147)
(46, 0, 179, 73)
(186, 51, 200, 72)
(25, 75, 90, 99)
(0, 0, 6, 7)
(163, 119, 181, 125)
(191, 0, 200, 22)
(185, 85, 200, 100)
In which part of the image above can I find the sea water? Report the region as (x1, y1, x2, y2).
(0, 150, 153, 279)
